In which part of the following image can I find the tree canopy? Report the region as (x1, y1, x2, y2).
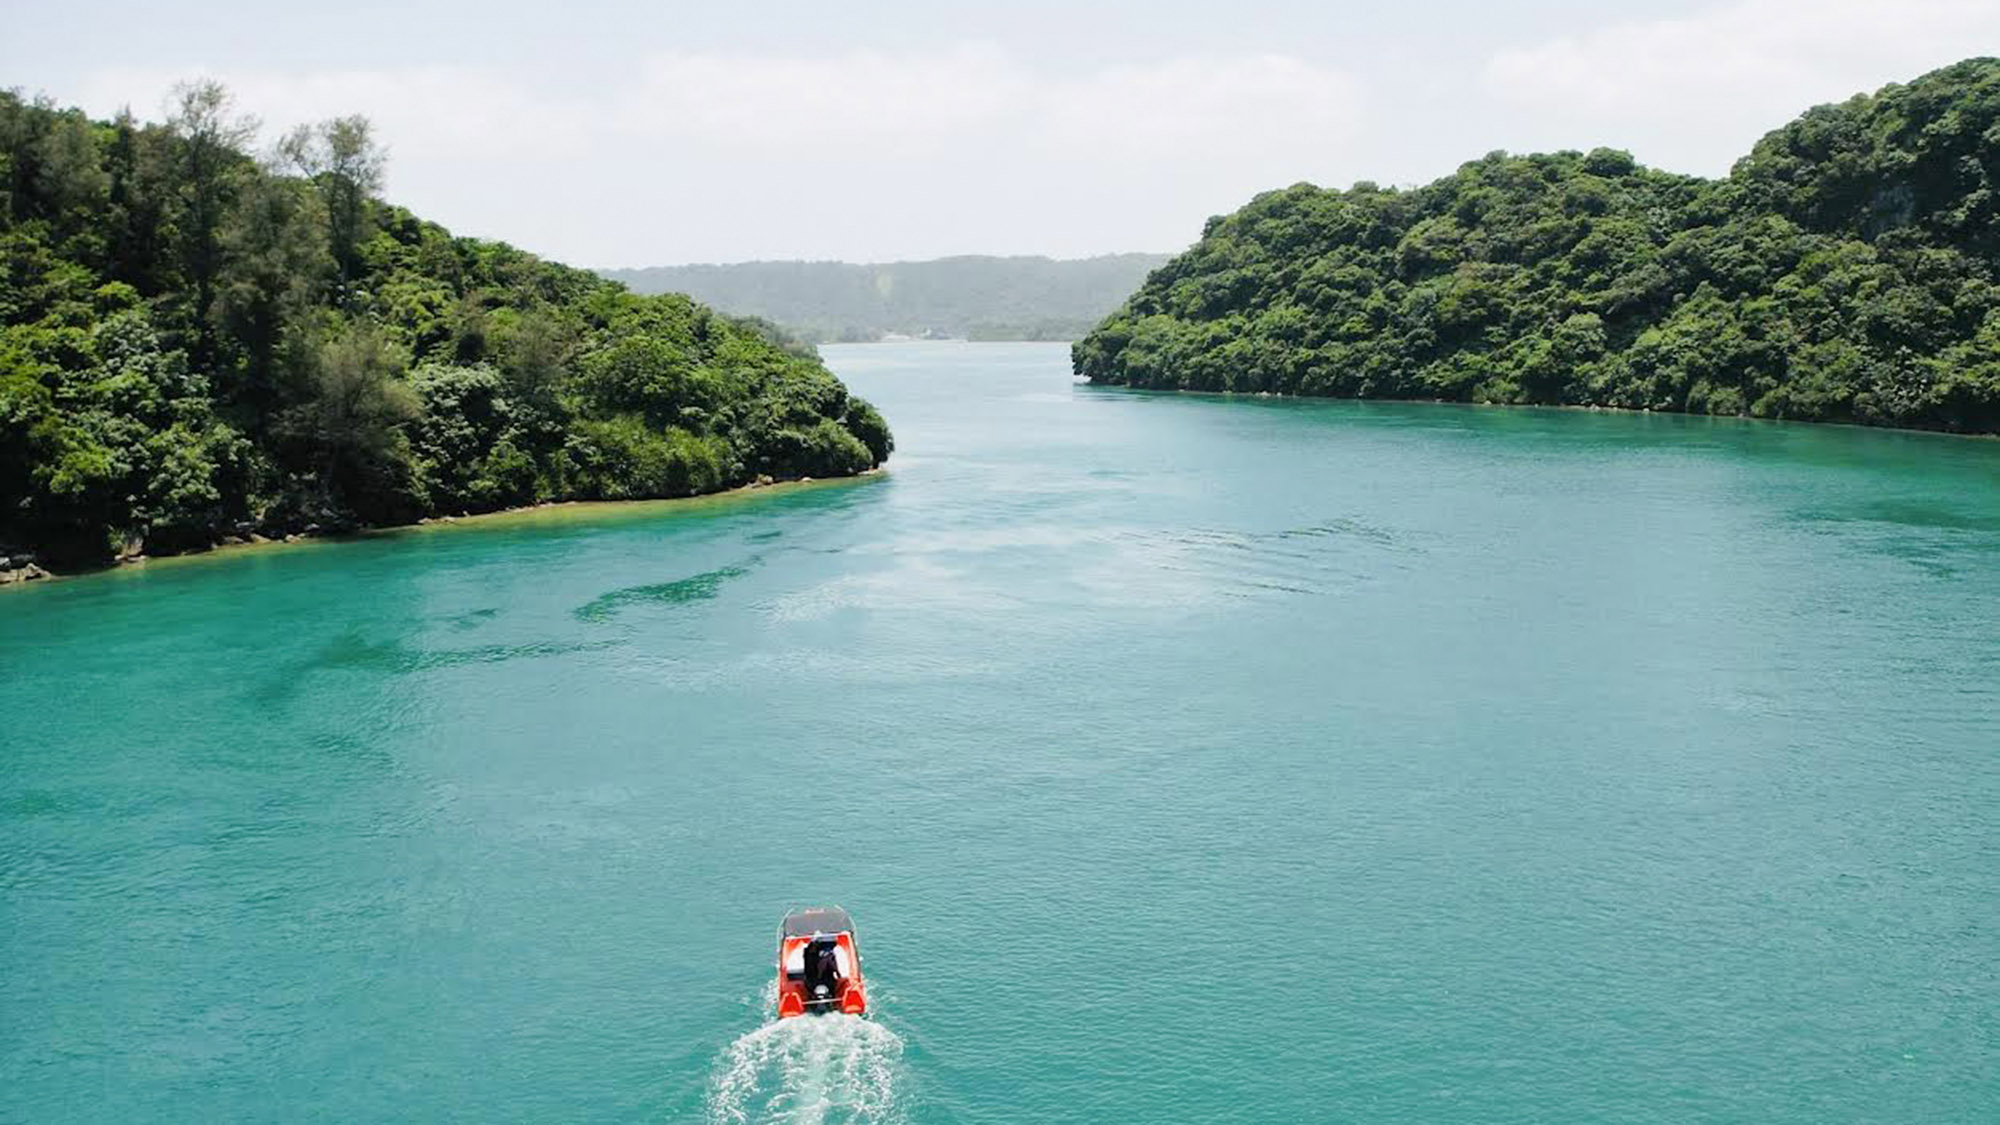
(1, 82, 890, 562)
(1073, 58, 2000, 435)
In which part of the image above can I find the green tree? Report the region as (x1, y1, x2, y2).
(280, 115, 383, 294)
(283, 322, 419, 523)
(165, 80, 258, 364)
(215, 169, 331, 412)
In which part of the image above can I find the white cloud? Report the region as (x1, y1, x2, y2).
(1039, 55, 1358, 156)
(69, 48, 1361, 264)
(623, 45, 1031, 147)
(616, 47, 1359, 162)
(1483, 0, 2000, 173)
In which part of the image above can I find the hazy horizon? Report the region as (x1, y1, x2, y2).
(7, 0, 1996, 268)
(607, 250, 1173, 270)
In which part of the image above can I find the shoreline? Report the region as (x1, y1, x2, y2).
(1, 470, 884, 589)
(1077, 380, 2000, 441)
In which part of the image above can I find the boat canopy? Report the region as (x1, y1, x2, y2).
(781, 906, 855, 938)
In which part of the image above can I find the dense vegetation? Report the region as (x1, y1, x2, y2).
(1, 84, 890, 565)
(603, 253, 1171, 343)
(1076, 59, 2000, 434)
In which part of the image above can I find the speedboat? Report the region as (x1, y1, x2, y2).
(777, 906, 868, 1018)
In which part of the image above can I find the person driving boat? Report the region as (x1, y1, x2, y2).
(803, 933, 843, 997)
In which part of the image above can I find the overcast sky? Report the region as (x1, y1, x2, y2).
(6, 0, 1995, 267)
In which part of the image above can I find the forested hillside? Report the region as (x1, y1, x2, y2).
(1074, 59, 2000, 433)
(0, 83, 890, 566)
(603, 253, 1171, 343)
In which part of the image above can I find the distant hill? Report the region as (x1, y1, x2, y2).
(600, 253, 1173, 343)
(1075, 58, 2000, 434)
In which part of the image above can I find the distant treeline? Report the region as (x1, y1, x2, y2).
(1, 84, 890, 564)
(1076, 58, 2000, 434)
(601, 253, 1172, 343)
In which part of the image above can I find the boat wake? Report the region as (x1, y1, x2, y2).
(707, 1009, 905, 1124)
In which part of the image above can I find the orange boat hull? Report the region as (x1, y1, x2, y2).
(776, 930, 867, 1018)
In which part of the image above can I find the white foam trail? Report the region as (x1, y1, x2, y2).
(707, 1009, 905, 1125)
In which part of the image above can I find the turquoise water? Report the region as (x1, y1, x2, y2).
(4, 341, 1997, 1122)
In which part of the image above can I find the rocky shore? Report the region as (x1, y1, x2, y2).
(0, 551, 50, 585)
